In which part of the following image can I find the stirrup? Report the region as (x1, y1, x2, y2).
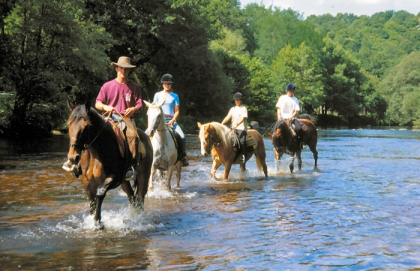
(125, 166, 136, 181)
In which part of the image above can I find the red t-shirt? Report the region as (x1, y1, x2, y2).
(96, 79, 142, 115)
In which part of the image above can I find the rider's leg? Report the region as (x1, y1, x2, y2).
(292, 119, 304, 149)
(174, 123, 189, 166)
(238, 130, 246, 163)
(125, 119, 138, 161)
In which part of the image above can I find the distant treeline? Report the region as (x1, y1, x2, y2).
(1, 0, 419, 140)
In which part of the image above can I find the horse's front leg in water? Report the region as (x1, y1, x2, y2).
(289, 154, 295, 173)
(297, 151, 302, 171)
(223, 163, 233, 181)
(210, 159, 221, 179)
(94, 195, 105, 230)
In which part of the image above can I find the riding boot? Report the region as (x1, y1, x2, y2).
(179, 138, 189, 167)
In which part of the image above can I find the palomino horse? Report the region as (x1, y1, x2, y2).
(268, 115, 318, 173)
(65, 101, 153, 229)
(197, 122, 268, 180)
(145, 101, 182, 190)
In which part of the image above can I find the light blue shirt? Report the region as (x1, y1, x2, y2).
(153, 91, 180, 117)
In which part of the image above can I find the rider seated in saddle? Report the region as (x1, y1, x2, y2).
(276, 83, 304, 149)
(221, 92, 248, 164)
(152, 73, 189, 167)
(63, 56, 142, 175)
(95, 56, 143, 164)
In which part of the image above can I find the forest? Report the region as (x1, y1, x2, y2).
(1, 0, 419, 142)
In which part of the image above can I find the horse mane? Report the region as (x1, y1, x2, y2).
(209, 122, 231, 146)
(68, 104, 106, 128)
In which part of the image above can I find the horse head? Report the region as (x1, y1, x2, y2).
(197, 122, 227, 157)
(197, 122, 216, 156)
(67, 101, 92, 166)
(144, 101, 166, 137)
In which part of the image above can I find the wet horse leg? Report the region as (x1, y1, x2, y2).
(309, 144, 318, 170)
(223, 162, 233, 180)
(210, 159, 222, 179)
(296, 151, 302, 170)
(289, 153, 295, 173)
(175, 162, 182, 188)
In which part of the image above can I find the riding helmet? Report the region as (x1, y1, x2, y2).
(286, 83, 296, 92)
(233, 92, 243, 100)
(161, 73, 173, 83)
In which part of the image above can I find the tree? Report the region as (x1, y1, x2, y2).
(379, 52, 420, 126)
(271, 43, 325, 114)
(2, 0, 112, 141)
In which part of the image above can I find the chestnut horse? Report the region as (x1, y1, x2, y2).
(197, 122, 268, 180)
(65, 101, 153, 229)
(268, 115, 318, 173)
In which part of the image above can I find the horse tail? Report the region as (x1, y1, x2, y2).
(255, 155, 264, 173)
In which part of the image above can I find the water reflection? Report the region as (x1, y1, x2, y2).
(1, 130, 420, 269)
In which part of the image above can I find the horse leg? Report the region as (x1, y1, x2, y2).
(275, 150, 283, 172)
(94, 195, 105, 230)
(297, 151, 302, 170)
(211, 159, 221, 179)
(309, 145, 319, 171)
(166, 165, 175, 191)
(175, 162, 182, 188)
(223, 163, 233, 181)
(289, 154, 295, 173)
(120, 180, 137, 206)
(148, 166, 156, 191)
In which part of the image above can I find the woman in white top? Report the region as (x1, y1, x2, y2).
(221, 92, 248, 163)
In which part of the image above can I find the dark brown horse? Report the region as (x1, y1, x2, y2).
(65, 101, 153, 229)
(268, 115, 318, 173)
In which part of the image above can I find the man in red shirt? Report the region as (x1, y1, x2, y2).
(95, 56, 143, 162)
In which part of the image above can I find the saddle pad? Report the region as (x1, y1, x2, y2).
(246, 134, 257, 149)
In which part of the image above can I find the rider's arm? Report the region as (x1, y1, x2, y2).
(276, 107, 282, 120)
(233, 117, 247, 129)
(95, 101, 114, 113)
(168, 105, 180, 126)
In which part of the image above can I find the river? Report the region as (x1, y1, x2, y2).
(1, 128, 420, 270)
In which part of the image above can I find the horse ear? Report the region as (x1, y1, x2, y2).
(85, 100, 91, 111)
(144, 100, 152, 107)
(197, 122, 201, 129)
(67, 100, 76, 111)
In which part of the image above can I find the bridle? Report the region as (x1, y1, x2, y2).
(69, 119, 107, 151)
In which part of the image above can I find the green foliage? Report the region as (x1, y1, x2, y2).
(271, 43, 325, 114)
(379, 52, 420, 126)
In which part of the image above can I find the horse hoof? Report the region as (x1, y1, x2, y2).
(94, 222, 105, 231)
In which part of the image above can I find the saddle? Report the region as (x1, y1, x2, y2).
(105, 117, 146, 160)
(231, 131, 256, 152)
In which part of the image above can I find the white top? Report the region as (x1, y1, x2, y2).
(226, 105, 248, 130)
(276, 94, 300, 119)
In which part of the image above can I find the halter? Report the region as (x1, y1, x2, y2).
(69, 117, 107, 150)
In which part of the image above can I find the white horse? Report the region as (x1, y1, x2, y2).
(145, 101, 182, 190)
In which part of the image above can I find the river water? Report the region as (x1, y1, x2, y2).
(1, 128, 420, 270)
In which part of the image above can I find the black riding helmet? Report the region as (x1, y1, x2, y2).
(233, 92, 243, 100)
(286, 83, 296, 92)
(161, 73, 173, 83)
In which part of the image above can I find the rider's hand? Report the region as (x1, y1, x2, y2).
(124, 107, 137, 118)
(103, 105, 114, 113)
(168, 119, 175, 127)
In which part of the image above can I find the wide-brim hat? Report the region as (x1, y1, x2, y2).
(111, 56, 136, 68)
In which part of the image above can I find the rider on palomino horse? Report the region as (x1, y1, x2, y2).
(275, 83, 304, 149)
(221, 92, 248, 164)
